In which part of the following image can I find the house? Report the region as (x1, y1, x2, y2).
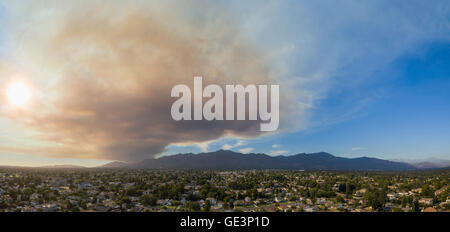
(42, 203, 59, 212)
(206, 197, 217, 205)
(317, 198, 327, 205)
(156, 199, 170, 206)
(387, 193, 397, 201)
(213, 202, 223, 210)
(274, 196, 284, 203)
(30, 193, 40, 201)
(397, 192, 409, 197)
(234, 200, 245, 206)
(423, 207, 437, 212)
(434, 186, 447, 196)
(419, 198, 433, 205)
(401, 207, 411, 212)
(95, 205, 111, 212)
(77, 183, 92, 190)
(304, 206, 319, 212)
(355, 189, 367, 197)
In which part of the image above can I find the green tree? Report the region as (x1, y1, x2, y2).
(140, 195, 157, 206)
(203, 200, 211, 212)
(412, 199, 420, 212)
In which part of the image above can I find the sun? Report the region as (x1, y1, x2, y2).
(7, 82, 31, 107)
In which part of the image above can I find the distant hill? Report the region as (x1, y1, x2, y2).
(38, 164, 87, 169)
(394, 157, 450, 169)
(99, 161, 129, 168)
(411, 161, 450, 169)
(128, 150, 417, 171)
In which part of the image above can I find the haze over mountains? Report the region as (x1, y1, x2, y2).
(3, 150, 447, 171)
(38, 164, 87, 169)
(395, 158, 450, 169)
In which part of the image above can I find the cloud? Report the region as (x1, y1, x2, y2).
(1, 0, 449, 162)
(269, 150, 288, 156)
(0, 1, 297, 162)
(170, 140, 215, 153)
(195, 141, 212, 153)
(351, 147, 364, 151)
(221, 140, 245, 150)
(272, 144, 280, 148)
(238, 148, 254, 154)
(221, 144, 233, 150)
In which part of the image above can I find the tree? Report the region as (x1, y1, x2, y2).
(412, 199, 420, 212)
(186, 201, 201, 211)
(0, 200, 7, 209)
(365, 189, 386, 211)
(401, 197, 407, 208)
(140, 195, 157, 206)
(421, 185, 433, 198)
(203, 200, 211, 212)
(338, 183, 346, 193)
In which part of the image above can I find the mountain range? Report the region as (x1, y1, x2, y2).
(37, 164, 87, 169)
(103, 150, 419, 171)
(5, 150, 446, 171)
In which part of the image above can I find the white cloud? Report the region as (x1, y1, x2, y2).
(351, 147, 364, 151)
(172, 140, 215, 153)
(270, 150, 288, 156)
(239, 147, 254, 154)
(272, 144, 281, 148)
(196, 141, 212, 152)
(221, 144, 233, 150)
(222, 140, 246, 150)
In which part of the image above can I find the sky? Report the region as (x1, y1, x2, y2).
(0, 0, 449, 166)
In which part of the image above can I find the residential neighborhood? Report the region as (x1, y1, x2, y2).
(0, 168, 448, 212)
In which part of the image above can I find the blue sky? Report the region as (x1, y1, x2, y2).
(165, 1, 450, 161)
(0, 1, 449, 166)
(283, 42, 450, 159)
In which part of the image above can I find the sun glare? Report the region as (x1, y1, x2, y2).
(7, 82, 31, 107)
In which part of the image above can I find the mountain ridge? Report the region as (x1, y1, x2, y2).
(37, 164, 87, 169)
(99, 161, 129, 168)
(122, 150, 417, 171)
